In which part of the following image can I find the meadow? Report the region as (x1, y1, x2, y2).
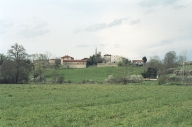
(1, 84, 192, 127)
(44, 66, 144, 83)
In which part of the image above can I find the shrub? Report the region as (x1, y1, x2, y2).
(57, 76, 64, 84)
(105, 75, 143, 84)
(158, 75, 167, 85)
(81, 79, 96, 84)
(105, 75, 118, 84)
(66, 80, 71, 83)
(141, 68, 157, 78)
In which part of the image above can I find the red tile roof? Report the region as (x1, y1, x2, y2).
(61, 55, 74, 58)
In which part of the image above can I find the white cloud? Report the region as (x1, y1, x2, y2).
(84, 23, 107, 32)
(75, 18, 129, 33)
(138, 0, 179, 7)
(18, 18, 49, 38)
(0, 20, 14, 34)
(130, 19, 141, 25)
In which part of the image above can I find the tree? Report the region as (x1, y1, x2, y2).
(118, 57, 130, 66)
(5, 43, 32, 83)
(177, 50, 187, 66)
(35, 62, 45, 82)
(141, 67, 157, 79)
(57, 76, 64, 84)
(54, 59, 61, 69)
(1, 60, 16, 83)
(177, 51, 192, 85)
(87, 53, 104, 66)
(142, 56, 147, 64)
(45, 51, 52, 60)
(163, 51, 177, 69)
(147, 56, 163, 71)
(0, 54, 7, 65)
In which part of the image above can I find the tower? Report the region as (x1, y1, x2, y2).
(95, 47, 97, 56)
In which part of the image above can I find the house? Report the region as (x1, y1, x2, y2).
(61, 55, 87, 68)
(103, 54, 111, 63)
(61, 55, 74, 61)
(132, 60, 143, 66)
(97, 54, 124, 67)
(49, 59, 61, 65)
(103, 54, 123, 63)
(111, 55, 123, 63)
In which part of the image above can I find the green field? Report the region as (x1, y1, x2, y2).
(1, 84, 192, 127)
(44, 66, 144, 83)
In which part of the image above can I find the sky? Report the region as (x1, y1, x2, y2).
(0, 0, 192, 60)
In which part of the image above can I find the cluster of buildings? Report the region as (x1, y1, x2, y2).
(34, 48, 144, 68)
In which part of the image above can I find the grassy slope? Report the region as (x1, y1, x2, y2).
(1, 84, 192, 127)
(44, 66, 144, 83)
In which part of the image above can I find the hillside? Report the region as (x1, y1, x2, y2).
(44, 66, 144, 83)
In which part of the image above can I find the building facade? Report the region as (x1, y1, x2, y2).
(61, 55, 87, 68)
(132, 60, 143, 66)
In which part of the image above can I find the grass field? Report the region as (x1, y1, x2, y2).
(44, 66, 144, 83)
(1, 84, 192, 127)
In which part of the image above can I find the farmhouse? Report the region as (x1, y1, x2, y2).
(61, 55, 87, 68)
(103, 54, 124, 63)
(97, 54, 124, 67)
(103, 54, 112, 63)
(132, 60, 143, 66)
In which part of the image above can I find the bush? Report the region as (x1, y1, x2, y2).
(80, 79, 97, 84)
(66, 80, 71, 83)
(105, 75, 143, 84)
(141, 68, 157, 78)
(105, 75, 118, 84)
(158, 75, 167, 85)
(57, 76, 64, 84)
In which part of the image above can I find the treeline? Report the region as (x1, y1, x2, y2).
(0, 43, 61, 84)
(141, 51, 192, 85)
(0, 43, 191, 85)
(0, 43, 33, 83)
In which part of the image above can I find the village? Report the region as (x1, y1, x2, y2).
(33, 48, 144, 68)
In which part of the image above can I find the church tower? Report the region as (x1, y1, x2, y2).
(95, 47, 97, 56)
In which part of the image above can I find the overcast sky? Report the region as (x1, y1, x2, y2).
(0, 0, 192, 60)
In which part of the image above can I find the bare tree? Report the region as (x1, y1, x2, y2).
(45, 51, 52, 60)
(178, 50, 190, 85)
(177, 50, 187, 66)
(163, 51, 177, 69)
(147, 56, 163, 71)
(1, 43, 33, 83)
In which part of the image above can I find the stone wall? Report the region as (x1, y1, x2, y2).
(97, 63, 118, 67)
(33, 60, 49, 65)
(62, 62, 87, 68)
